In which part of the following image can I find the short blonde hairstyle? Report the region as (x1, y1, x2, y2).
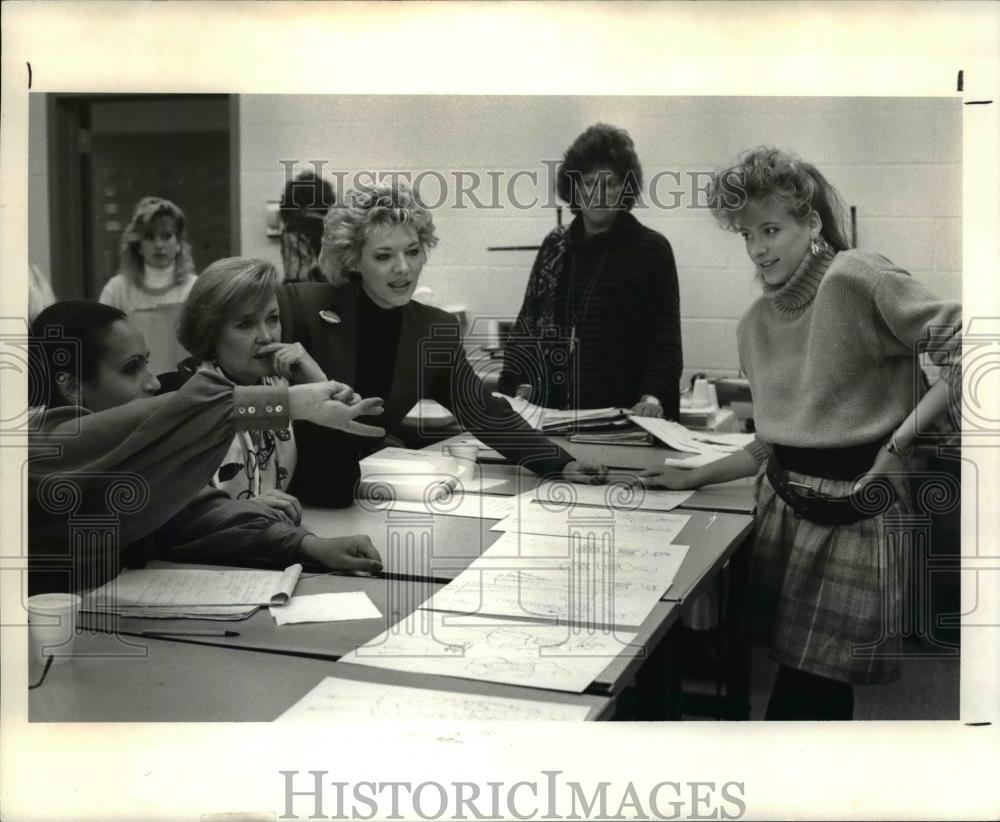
(319, 182, 438, 284)
(116, 196, 197, 286)
(176, 257, 280, 363)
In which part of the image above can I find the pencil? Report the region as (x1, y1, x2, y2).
(140, 630, 240, 638)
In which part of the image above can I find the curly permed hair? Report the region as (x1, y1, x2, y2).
(319, 182, 438, 284)
(556, 123, 644, 214)
(708, 147, 851, 251)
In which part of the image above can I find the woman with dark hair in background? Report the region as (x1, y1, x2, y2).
(27, 300, 385, 595)
(278, 182, 608, 507)
(280, 170, 336, 283)
(498, 123, 683, 419)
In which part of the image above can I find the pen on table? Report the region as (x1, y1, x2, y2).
(140, 630, 240, 637)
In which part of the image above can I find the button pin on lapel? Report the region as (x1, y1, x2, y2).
(319, 309, 342, 325)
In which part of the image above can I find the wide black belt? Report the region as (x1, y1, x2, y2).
(765, 455, 897, 526)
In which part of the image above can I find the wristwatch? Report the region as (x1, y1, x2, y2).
(884, 432, 914, 459)
(639, 395, 662, 407)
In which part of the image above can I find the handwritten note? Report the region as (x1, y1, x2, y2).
(270, 591, 381, 626)
(279, 675, 594, 721)
(83, 565, 302, 608)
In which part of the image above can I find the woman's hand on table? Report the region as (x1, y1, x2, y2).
(299, 535, 384, 574)
(255, 489, 303, 525)
(629, 398, 664, 418)
(257, 342, 327, 384)
(288, 381, 386, 436)
(562, 460, 609, 485)
(636, 466, 701, 491)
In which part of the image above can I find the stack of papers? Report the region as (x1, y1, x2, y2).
(359, 447, 463, 502)
(81, 565, 302, 620)
(359, 446, 515, 518)
(629, 417, 754, 469)
(494, 394, 628, 433)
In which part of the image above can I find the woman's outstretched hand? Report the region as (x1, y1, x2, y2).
(636, 466, 701, 490)
(562, 460, 609, 485)
(288, 381, 386, 437)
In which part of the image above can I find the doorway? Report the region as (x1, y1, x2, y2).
(46, 94, 237, 299)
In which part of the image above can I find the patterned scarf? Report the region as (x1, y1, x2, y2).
(518, 225, 571, 339)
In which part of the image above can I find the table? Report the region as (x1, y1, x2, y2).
(30, 433, 756, 723)
(31, 632, 612, 722)
(77, 572, 442, 660)
(431, 433, 758, 515)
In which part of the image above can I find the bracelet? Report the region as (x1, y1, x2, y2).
(884, 432, 915, 459)
(639, 395, 662, 406)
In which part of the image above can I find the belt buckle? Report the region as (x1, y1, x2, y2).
(786, 479, 819, 499)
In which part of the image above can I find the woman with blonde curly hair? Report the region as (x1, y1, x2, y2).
(640, 147, 962, 720)
(278, 181, 607, 506)
(99, 196, 199, 375)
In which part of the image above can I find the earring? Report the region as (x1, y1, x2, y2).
(810, 238, 821, 255)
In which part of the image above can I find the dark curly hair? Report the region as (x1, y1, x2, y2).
(708, 147, 851, 251)
(556, 123, 644, 214)
(280, 171, 337, 254)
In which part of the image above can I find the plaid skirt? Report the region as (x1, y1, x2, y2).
(746, 468, 909, 685)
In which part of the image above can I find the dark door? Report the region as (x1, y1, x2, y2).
(48, 94, 235, 299)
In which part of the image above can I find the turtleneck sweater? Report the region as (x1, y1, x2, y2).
(143, 261, 178, 292)
(740, 246, 962, 466)
(354, 286, 405, 403)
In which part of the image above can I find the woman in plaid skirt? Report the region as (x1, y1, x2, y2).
(640, 147, 962, 719)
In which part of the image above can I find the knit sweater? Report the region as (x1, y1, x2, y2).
(28, 370, 310, 594)
(740, 247, 962, 466)
(498, 213, 683, 414)
(99, 272, 198, 376)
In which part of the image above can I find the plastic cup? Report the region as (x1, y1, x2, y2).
(27, 593, 81, 667)
(692, 378, 712, 407)
(443, 444, 479, 483)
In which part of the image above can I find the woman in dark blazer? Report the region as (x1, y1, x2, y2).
(278, 182, 607, 507)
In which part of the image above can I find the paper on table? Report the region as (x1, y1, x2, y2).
(441, 436, 505, 462)
(278, 675, 593, 721)
(105, 604, 259, 620)
(367, 492, 516, 520)
(533, 480, 693, 512)
(340, 610, 641, 693)
(270, 591, 381, 626)
(492, 394, 625, 431)
(662, 452, 732, 469)
(491, 507, 690, 547)
(422, 532, 688, 627)
(629, 417, 737, 454)
(82, 565, 302, 608)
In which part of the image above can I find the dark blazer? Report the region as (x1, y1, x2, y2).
(278, 282, 573, 507)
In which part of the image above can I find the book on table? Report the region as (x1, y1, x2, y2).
(80, 564, 303, 620)
(493, 394, 629, 433)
